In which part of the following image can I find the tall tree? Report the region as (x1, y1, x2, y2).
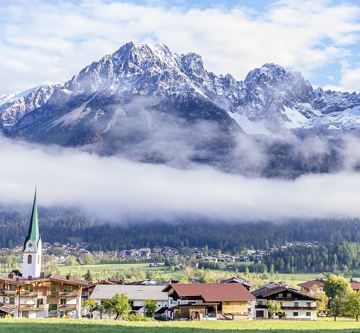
(345, 291, 360, 322)
(104, 293, 131, 320)
(83, 269, 93, 282)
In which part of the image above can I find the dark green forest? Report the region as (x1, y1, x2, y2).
(262, 242, 360, 273)
(1, 209, 360, 273)
(0, 209, 359, 250)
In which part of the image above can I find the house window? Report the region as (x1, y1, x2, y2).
(37, 299, 43, 306)
(258, 300, 263, 305)
(9, 297, 15, 304)
(27, 255, 32, 264)
(306, 302, 312, 307)
(293, 312, 299, 317)
(287, 293, 292, 298)
(63, 285, 73, 292)
(306, 312, 311, 317)
(9, 284, 16, 290)
(278, 293, 283, 298)
(294, 302, 299, 307)
(60, 299, 66, 305)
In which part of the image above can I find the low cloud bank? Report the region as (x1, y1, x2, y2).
(0, 135, 360, 222)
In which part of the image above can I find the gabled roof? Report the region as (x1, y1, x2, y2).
(90, 284, 168, 301)
(163, 283, 255, 302)
(84, 278, 123, 289)
(0, 273, 88, 287)
(23, 189, 41, 251)
(220, 277, 253, 288)
(351, 281, 360, 291)
(252, 283, 281, 298)
(48, 274, 89, 286)
(128, 279, 166, 286)
(298, 279, 360, 291)
(252, 283, 317, 300)
(298, 279, 324, 289)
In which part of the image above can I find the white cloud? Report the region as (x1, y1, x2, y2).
(339, 62, 360, 92)
(1, 135, 360, 221)
(0, 0, 360, 94)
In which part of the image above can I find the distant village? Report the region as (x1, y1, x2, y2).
(0, 241, 319, 268)
(1, 193, 360, 322)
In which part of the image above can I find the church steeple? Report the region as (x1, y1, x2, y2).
(22, 188, 42, 278)
(23, 188, 40, 251)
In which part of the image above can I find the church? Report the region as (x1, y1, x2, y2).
(0, 190, 88, 318)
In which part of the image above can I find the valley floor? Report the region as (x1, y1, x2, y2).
(1, 318, 360, 333)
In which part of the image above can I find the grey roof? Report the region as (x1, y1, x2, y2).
(90, 284, 168, 301)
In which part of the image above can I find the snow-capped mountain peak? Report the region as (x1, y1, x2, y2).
(1, 41, 360, 138)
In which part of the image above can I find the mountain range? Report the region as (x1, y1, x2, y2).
(1, 42, 360, 177)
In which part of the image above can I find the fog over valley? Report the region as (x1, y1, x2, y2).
(1, 134, 360, 222)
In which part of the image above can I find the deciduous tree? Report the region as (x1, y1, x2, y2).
(104, 293, 130, 320)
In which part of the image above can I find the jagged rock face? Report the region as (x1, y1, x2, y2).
(0, 41, 360, 176)
(0, 84, 61, 129)
(2, 41, 360, 137)
(241, 64, 314, 121)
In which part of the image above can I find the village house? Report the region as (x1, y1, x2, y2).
(220, 277, 253, 290)
(82, 278, 123, 300)
(252, 283, 317, 320)
(351, 280, 360, 292)
(299, 279, 360, 295)
(162, 283, 255, 320)
(90, 284, 168, 318)
(298, 279, 325, 295)
(0, 190, 88, 318)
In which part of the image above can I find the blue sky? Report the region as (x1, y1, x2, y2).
(0, 0, 360, 95)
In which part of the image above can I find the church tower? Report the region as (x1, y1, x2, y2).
(22, 189, 42, 279)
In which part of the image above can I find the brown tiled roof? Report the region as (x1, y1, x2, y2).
(164, 283, 255, 302)
(351, 281, 360, 291)
(48, 274, 89, 286)
(298, 279, 324, 289)
(252, 284, 318, 300)
(0, 274, 88, 286)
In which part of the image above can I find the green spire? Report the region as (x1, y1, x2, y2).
(23, 188, 41, 251)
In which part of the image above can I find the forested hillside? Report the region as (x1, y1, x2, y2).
(1, 209, 360, 251)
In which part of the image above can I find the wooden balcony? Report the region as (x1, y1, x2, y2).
(20, 290, 39, 297)
(0, 289, 16, 296)
(282, 306, 316, 310)
(19, 304, 44, 311)
(58, 291, 78, 298)
(58, 304, 77, 311)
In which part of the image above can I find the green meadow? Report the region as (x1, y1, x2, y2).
(0, 318, 359, 333)
(57, 262, 324, 287)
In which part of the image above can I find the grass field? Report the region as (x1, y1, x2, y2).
(57, 262, 324, 286)
(0, 318, 360, 333)
(57, 263, 157, 274)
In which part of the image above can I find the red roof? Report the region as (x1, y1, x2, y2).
(298, 280, 324, 289)
(351, 281, 360, 291)
(165, 283, 255, 302)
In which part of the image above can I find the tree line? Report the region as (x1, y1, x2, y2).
(262, 242, 360, 273)
(1, 209, 360, 252)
